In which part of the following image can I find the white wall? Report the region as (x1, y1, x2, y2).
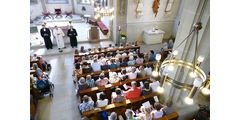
(45, 0, 73, 13)
(30, 0, 43, 20)
(172, 0, 185, 36)
(126, 0, 182, 42)
(30, 0, 95, 19)
(73, 1, 94, 18)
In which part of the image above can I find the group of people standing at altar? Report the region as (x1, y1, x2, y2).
(40, 24, 78, 52)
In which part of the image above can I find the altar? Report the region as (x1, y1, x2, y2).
(143, 29, 165, 45)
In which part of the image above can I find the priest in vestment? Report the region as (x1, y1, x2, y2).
(67, 26, 78, 48)
(53, 26, 65, 52)
(40, 24, 53, 49)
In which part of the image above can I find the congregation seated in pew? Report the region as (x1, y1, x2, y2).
(123, 81, 141, 100)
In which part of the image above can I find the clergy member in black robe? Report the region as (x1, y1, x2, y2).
(40, 24, 53, 49)
(67, 26, 78, 48)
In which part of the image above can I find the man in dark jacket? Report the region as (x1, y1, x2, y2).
(40, 24, 53, 49)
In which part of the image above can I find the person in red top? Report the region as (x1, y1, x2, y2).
(124, 81, 141, 99)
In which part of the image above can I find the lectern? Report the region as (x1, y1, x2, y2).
(89, 26, 100, 43)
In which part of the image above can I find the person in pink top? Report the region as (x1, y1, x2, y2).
(135, 53, 144, 64)
(124, 81, 141, 99)
(95, 73, 109, 86)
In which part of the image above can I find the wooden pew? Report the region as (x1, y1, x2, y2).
(79, 76, 150, 101)
(160, 49, 172, 62)
(82, 92, 159, 116)
(74, 46, 140, 58)
(77, 61, 156, 79)
(155, 112, 179, 120)
(30, 70, 36, 75)
(76, 54, 138, 66)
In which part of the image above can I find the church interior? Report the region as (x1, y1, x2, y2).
(30, 0, 210, 120)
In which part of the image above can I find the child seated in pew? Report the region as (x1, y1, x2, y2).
(78, 95, 94, 113)
(112, 88, 126, 103)
(96, 92, 109, 107)
(95, 73, 109, 86)
(86, 75, 95, 88)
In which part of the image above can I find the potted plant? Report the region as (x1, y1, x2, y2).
(43, 21, 47, 25)
(121, 32, 127, 39)
(69, 20, 72, 24)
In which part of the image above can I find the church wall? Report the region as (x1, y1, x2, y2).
(30, 0, 43, 20)
(73, 1, 95, 17)
(45, 0, 73, 13)
(125, 0, 181, 43)
(172, 0, 185, 36)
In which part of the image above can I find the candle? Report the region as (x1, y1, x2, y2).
(118, 26, 121, 31)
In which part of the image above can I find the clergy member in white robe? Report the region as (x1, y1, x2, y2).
(53, 26, 65, 51)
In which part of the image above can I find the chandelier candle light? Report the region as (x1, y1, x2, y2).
(94, 6, 114, 21)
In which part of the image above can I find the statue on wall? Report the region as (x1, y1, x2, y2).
(120, 0, 126, 15)
(152, 0, 160, 17)
(136, 0, 144, 18)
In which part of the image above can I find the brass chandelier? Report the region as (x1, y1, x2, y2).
(152, 22, 210, 104)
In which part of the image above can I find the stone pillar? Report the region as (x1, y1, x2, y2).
(113, 0, 128, 44)
(40, 0, 47, 12)
(71, 0, 75, 14)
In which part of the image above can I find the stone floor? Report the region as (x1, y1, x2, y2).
(30, 14, 110, 47)
(34, 53, 81, 120)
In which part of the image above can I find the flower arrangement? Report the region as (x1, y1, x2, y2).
(154, 27, 159, 30)
(121, 33, 127, 39)
(43, 21, 47, 25)
(69, 20, 72, 24)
